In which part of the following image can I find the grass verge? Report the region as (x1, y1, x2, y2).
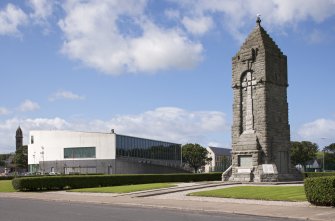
(189, 186, 306, 202)
(69, 183, 176, 193)
(0, 180, 16, 192)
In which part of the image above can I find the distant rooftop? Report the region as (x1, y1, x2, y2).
(208, 146, 231, 155)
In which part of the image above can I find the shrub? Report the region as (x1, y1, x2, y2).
(12, 173, 222, 191)
(0, 176, 14, 180)
(304, 172, 335, 178)
(304, 176, 335, 207)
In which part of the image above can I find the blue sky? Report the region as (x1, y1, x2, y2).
(0, 0, 335, 153)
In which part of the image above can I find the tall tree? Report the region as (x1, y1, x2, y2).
(182, 143, 212, 173)
(0, 154, 7, 167)
(323, 143, 335, 170)
(324, 143, 335, 152)
(14, 145, 28, 172)
(290, 141, 318, 169)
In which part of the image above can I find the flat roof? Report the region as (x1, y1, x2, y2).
(29, 130, 181, 145)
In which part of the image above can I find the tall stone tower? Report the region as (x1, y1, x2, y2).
(228, 17, 300, 182)
(15, 126, 23, 151)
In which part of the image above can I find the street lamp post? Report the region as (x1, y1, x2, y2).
(40, 146, 45, 174)
(320, 138, 328, 172)
(32, 151, 36, 173)
(323, 150, 325, 172)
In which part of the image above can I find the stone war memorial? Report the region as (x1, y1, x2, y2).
(224, 16, 301, 182)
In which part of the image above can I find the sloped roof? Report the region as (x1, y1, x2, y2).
(237, 20, 283, 55)
(208, 146, 231, 156)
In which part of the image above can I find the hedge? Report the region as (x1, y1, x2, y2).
(0, 175, 42, 181)
(0, 176, 14, 181)
(12, 173, 222, 191)
(304, 176, 335, 207)
(304, 172, 335, 178)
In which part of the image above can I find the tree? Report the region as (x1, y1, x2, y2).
(323, 143, 335, 170)
(0, 154, 7, 167)
(324, 143, 335, 152)
(290, 141, 318, 170)
(14, 145, 28, 172)
(182, 143, 212, 173)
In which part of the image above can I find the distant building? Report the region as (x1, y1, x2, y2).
(28, 130, 185, 175)
(296, 159, 321, 172)
(0, 126, 28, 175)
(16, 126, 23, 151)
(205, 146, 231, 173)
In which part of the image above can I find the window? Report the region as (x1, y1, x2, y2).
(64, 147, 96, 159)
(115, 135, 181, 161)
(31, 136, 34, 144)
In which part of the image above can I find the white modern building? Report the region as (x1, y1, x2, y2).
(204, 146, 231, 173)
(28, 130, 183, 175)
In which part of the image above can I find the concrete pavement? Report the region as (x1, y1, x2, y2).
(0, 182, 334, 221)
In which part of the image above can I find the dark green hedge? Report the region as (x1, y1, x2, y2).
(304, 172, 335, 178)
(304, 176, 335, 207)
(0, 175, 42, 180)
(0, 176, 14, 180)
(12, 173, 222, 191)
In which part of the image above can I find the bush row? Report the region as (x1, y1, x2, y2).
(12, 173, 222, 191)
(304, 176, 335, 207)
(0, 176, 14, 180)
(304, 172, 335, 178)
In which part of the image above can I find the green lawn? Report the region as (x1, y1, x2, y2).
(189, 186, 307, 202)
(70, 183, 176, 193)
(0, 180, 16, 192)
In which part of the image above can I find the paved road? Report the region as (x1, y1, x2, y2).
(0, 197, 299, 221)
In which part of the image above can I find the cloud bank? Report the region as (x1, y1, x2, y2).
(58, 0, 203, 75)
(0, 107, 228, 153)
(2, 0, 335, 74)
(0, 4, 28, 36)
(298, 118, 335, 141)
(18, 100, 40, 112)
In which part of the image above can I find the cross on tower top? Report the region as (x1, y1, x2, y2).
(256, 14, 261, 25)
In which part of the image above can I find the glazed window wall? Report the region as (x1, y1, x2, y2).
(64, 147, 96, 159)
(116, 135, 181, 161)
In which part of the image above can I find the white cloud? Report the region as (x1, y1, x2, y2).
(90, 107, 228, 144)
(298, 118, 335, 141)
(0, 4, 28, 36)
(28, 0, 53, 21)
(0, 107, 10, 115)
(182, 16, 213, 35)
(0, 107, 228, 152)
(58, 0, 203, 75)
(18, 100, 40, 112)
(27, 0, 54, 34)
(49, 90, 85, 101)
(24, 117, 70, 129)
(207, 142, 221, 147)
(171, 0, 335, 41)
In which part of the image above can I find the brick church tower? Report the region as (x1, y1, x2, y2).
(227, 17, 301, 182)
